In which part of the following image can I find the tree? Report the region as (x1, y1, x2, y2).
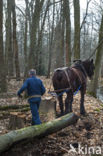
(24, 0, 29, 77)
(63, 0, 71, 65)
(0, 0, 7, 93)
(5, 0, 14, 76)
(12, 0, 20, 79)
(89, 13, 103, 96)
(54, 0, 65, 68)
(73, 0, 80, 59)
(37, 0, 50, 75)
(28, 0, 45, 69)
(47, 0, 55, 78)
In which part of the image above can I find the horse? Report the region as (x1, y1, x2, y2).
(52, 59, 95, 116)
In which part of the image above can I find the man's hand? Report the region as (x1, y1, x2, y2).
(17, 93, 22, 98)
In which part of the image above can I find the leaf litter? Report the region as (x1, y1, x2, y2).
(0, 77, 103, 156)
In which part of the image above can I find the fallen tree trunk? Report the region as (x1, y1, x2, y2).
(0, 93, 17, 98)
(0, 97, 55, 111)
(0, 113, 78, 153)
(0, 104, 29, 111)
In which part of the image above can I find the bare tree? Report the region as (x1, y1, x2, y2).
(24, 0, 29, 77)
(0, 0, 7, 93)
(5, 0, 14, 76)
(37, 0, 50, 75)
(63, 0, 71, 65)
(47, 0, 55, 78)
(89, 13, 103, 96)
(12, 0, 20, 79)
(73, 0, 80, 59)
(28, 0, 45, 69)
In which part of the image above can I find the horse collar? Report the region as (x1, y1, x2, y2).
(80, 63, 88, 77)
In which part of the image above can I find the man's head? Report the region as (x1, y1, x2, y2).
(29, 69, 36, 77)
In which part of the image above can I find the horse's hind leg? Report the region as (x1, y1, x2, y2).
(65, 92, 73, 114)
(80, 89, 86, 115)
(58, 95, 64, 115)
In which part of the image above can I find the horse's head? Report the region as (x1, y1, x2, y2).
(82, 59, 95, 79)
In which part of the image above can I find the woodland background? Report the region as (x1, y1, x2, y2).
(0, 0, 103, 96)
(0, 1, 103, 155)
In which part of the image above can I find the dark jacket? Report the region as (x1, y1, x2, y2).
(17, 76, 46, 103)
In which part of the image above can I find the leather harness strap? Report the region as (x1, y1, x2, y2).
(64, 69, 72, 89)
(72, 67, 87, 84)
(71, 67, 83, 84)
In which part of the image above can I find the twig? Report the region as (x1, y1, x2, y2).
(80, 0, 92, 31)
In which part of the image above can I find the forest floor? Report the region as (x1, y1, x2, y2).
(0, 77, 103, 156)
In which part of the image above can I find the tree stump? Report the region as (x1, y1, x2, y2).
(8, 112, 26, 130)
(40, 97, 56, 120)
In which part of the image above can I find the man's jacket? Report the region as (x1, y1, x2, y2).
(17, 76, 46, 102)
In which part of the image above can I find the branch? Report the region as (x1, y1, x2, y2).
(16, 5, 26, 17)
(80, 0, 92, 31)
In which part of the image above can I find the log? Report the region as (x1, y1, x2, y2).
(0, 97, 55, 111)
(0, 113, 78, 153)
(0, 104, 29, 111)
(0, 93, 17, 98)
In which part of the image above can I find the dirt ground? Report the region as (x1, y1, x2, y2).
(0, 77, 103, 156)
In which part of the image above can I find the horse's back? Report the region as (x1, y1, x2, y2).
(52, 67, 74, 90)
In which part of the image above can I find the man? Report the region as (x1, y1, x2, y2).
(17, 69, 46, 125)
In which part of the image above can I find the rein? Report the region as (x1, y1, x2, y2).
(64, 69, 72, 89)
(48, 67, 82, 97)
(48, 85, 81, 97)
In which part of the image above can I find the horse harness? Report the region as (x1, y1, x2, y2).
(71, 67, 83, 83)
(64, 69, 72, 89)
(63, 63, 87, 91)
(48, 63, 87, 97)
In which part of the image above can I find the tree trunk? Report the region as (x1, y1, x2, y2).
(0, 113, 78, 153)
(89, 14, 103, 96)
(37, 0, 49, 75)
(63, 0, 71, 66)
(73, 0, 80, 59)
(0, 104, 29, 111)
(0, 0, 7, 93)
(12, 0, 20, 79)
(24, 0, 29, 77)
(47, 0, 55, 78)
(28, 0, 45, 69)
(5, 0, 14, 76)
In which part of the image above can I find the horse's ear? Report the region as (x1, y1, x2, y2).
(91, 59, 93, 63)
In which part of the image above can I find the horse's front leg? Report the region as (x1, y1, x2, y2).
(80, 88, 86, 115)
(65, 92, 73, 114)
(58, 95, 64, 115)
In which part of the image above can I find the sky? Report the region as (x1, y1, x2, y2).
(15, 0, 100, 9)
(15, 0, 99, 18)
(15, 0, 88, 10)
(15, 0, 101, 31)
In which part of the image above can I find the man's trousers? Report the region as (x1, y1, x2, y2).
(29, 100, 41, 125)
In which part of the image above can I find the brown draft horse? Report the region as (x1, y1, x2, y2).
(52, 59, 95, 116)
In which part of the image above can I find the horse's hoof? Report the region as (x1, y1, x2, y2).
(65, 110, 72, 115)
(80, 111, 87, 116)
(56, 112, 64, 118)
(64, 111, 68, 115)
